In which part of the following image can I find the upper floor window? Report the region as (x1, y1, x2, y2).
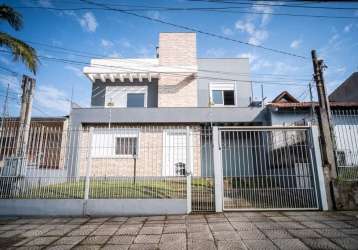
(127, 93, 145, 107)
(210, 83, 236, 106)
(105, 86, 147, 108)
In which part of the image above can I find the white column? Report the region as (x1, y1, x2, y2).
(213, 126, 223, 212)
(186, 126, 192, 214)
(311, 126, 329, 211)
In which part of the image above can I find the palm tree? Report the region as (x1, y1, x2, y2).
(0, 4, 38, 74)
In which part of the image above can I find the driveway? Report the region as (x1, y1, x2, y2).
(1, 211, 358, 250)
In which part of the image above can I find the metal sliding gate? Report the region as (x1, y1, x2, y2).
(220, 127, 320, 210)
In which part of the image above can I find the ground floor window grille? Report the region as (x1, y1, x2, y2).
(115, 137, 138, 156)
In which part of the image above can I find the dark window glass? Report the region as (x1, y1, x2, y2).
(223, 90, 235, 105)
(115, 137, 137, 156)
(127, 93, 145, 107)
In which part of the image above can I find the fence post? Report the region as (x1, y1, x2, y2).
(311, 126, 329, 211)
(186, 126, 192, 214)
(213, 126, 223, 212)
(84, 127, 93, 201)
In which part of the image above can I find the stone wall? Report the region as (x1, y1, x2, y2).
(333, 180, 358, 210)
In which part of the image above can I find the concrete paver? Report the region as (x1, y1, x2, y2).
(0, 211, 358, 249)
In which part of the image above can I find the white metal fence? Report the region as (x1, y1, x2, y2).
(332, 109, 358, 181)
(0, 123, 215, 211)
(220, 127, 319, 210)
(0, 120, 325, 212)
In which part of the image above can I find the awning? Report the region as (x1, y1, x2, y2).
(83, 58, 197, 83)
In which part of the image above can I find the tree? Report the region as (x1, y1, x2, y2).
(0, 5, 38, 74)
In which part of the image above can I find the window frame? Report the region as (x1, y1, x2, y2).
(91, 128, 140, 159)
(209, 82, 236, 107)
(114, 136, 139, 158)
(126, 93, 146, 108)
(105, 86, 148, 108)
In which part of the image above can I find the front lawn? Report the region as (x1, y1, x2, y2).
(14, 178, 188, 199)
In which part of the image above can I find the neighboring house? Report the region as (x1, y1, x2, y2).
(329, 72, 358, 102)
(68, 32, 264, 178)
(267, 89, 358, 170)
(0, 117, 68, 179)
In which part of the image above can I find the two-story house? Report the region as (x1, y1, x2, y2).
(68, 32, 264, 182)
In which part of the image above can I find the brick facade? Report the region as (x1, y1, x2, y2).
(78, 125, 202, 177)
(158, 33, 198, 107)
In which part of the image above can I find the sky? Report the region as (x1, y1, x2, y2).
(0, 0, 357, 117)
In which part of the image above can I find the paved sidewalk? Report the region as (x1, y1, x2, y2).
(1, 211, 358, 250)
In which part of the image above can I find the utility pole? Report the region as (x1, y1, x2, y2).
(15, 75, 36, 159)
(311, 50, 337, 210)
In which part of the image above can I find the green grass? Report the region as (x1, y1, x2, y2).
(1, 177, 214, 200)
(13, 178, 189, 199)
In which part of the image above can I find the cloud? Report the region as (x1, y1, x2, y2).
(137, 46, 154, 57)
(34, 85, 70, 114)
(237, 53, 258, 64)
(38, 0, 53, 7)
(0, 74, 20, 93)
(64, 65, 84, 78)
(101, 39, 114, 48)
(119, 39, 132, 48)
(52, 40, 62, 46)
(248, 30, 268, 46)
(290, 39, 302, 49)
(252, 1, 274, 26)
(108, 51, 121, 58)
(235, 20, 268, 46)
(272, 61, 299, 75)
(79, 12, 98, 32)
(335, 66, 346, 74)
(147, 11, 160, 19)
(344, 24, 353, 33)
(205, 48, 226, 57)
(221, 27, 234, 36)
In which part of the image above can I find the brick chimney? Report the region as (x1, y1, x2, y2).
(157, 33, 198, 107)
(158, 33, 197, 66)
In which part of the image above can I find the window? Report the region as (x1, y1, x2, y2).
(127, 93, 145, 107)
(210, 83, 236, 106)
(115, 137, 138, 156)
(105, 86, 147, 107)
(91, 128, 139, 158)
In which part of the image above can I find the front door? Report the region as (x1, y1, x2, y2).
(162, 129, 192, 176)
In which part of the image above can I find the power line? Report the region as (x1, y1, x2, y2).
(79, 0, 308, 59)
(25, 39, 312, 80)
(0, 66, 19, 76)
(0, 49, 310, 86)
(188, 0, 358, 11)
(0, 34, 314, 81)
(13, 5, 358, 20)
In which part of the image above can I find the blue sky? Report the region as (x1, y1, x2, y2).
(0, 0, 357, 117)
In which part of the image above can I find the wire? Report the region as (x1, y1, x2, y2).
(13, 5, 358, 20)
(0, 66, 19, 76)
(0, 49, 311, 86)
(188, 0, 358, 11)
(25, 39, 312, 80)
(79, 0, 308, 59)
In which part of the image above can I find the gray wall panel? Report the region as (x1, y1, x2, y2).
(91, 79, 158, 107)
(197, 58, 252, 107)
